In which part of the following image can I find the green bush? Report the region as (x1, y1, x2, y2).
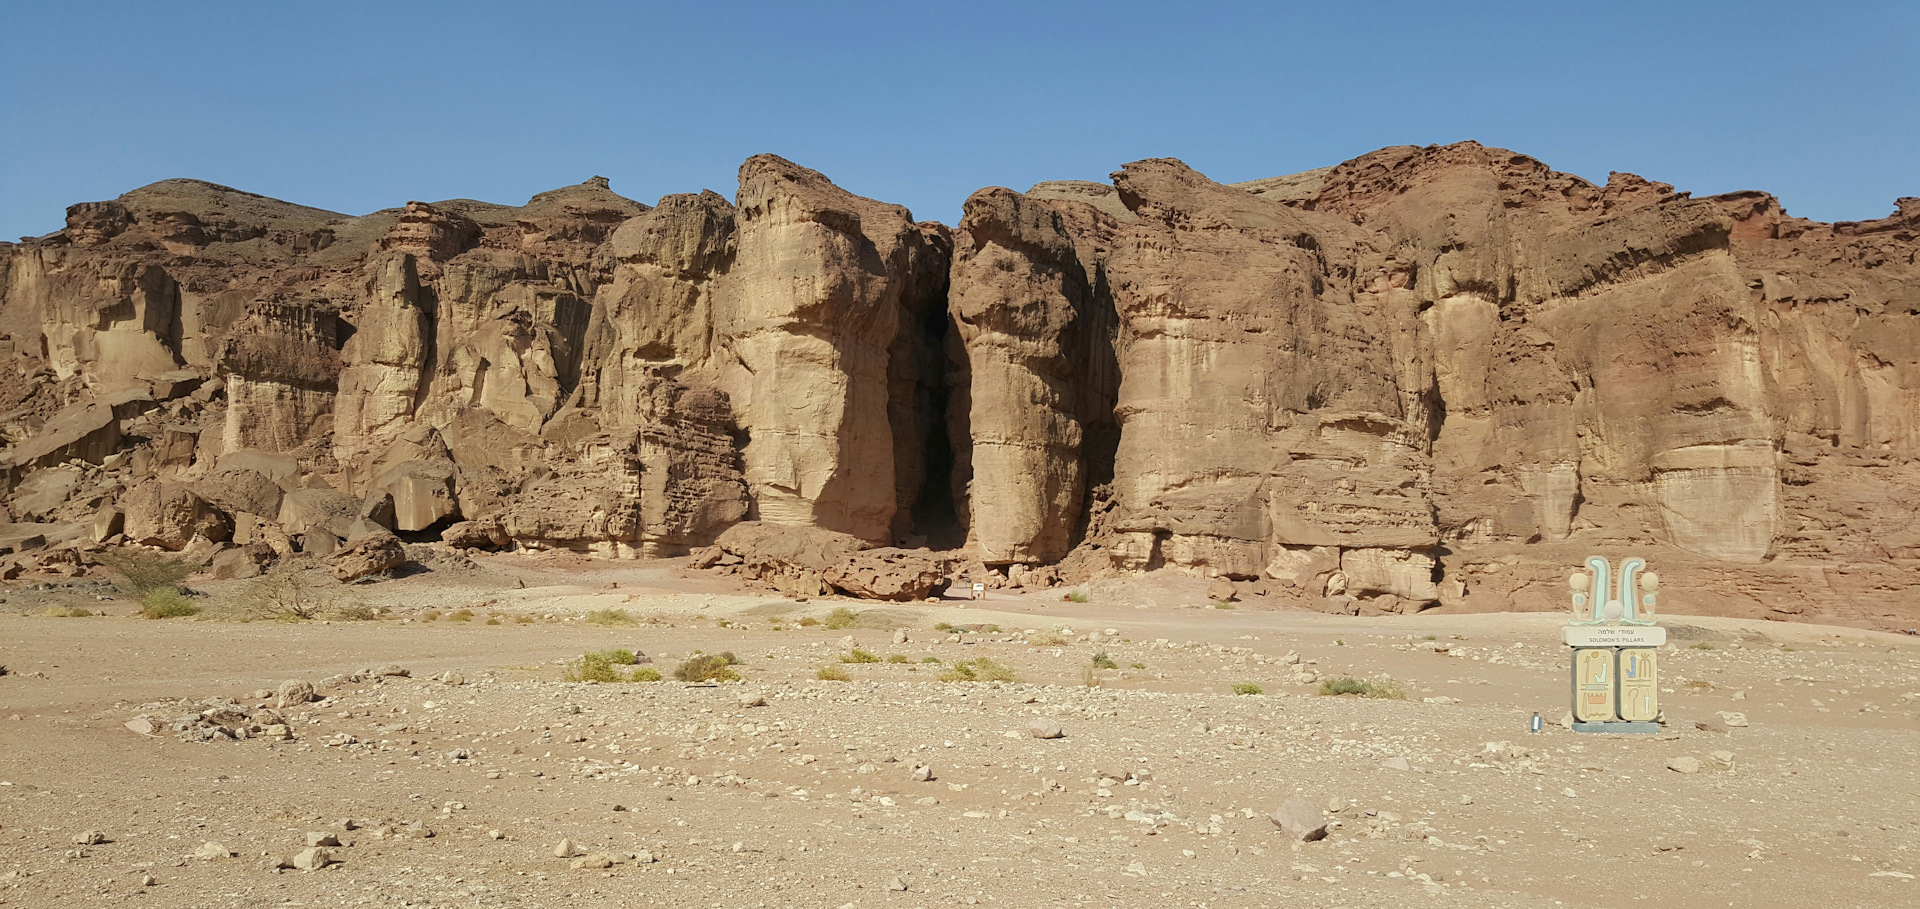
(1130, 662, 1147, 670)
(565, 651, 626, 683)
(140, 588, 199, 619)
(586, 608, 636, 626)
(1317, 676, 1407, 699)
(1232, 682, 1263, 696)
(1064, 591, 1089, 603)
(1091, 652, 1118, 670)
(886, 653, 910, 664)
(565, 651, 662, 683)
(921, 656, 942, 664)
(797, 616, 821, 627)
(673, 652, 742, 682)
(815, 665, 850, 682)
(823, 607, 859, 629)
(841, 648, 880, 664)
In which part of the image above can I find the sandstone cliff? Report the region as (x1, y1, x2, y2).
(3, 144, 1915, 627)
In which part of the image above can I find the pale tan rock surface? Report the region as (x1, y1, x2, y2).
(1095, 158, 1439, 582)
(948, 186, 1118, 565)
(2, 146, 1917, 622)
(712, 155, 950, 544)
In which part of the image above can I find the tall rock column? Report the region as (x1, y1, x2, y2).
(949, 187, 1109, 564)
(713, 155, 947, 544)
(334, 254, 430, 489)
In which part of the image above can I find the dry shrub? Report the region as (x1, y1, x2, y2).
(673, 652, 742, 682)
(815, 665, 851, 682)
(95, 549, 195, 597)
(219, 569, 360, 621)
(1317, 676, 1407, 699)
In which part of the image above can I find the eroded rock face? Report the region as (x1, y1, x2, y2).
(3, 146, 1917, 620)
(944, 144, 1920, 619)
(1095, 158, 1439, 581)
(123, 479, 231, 550)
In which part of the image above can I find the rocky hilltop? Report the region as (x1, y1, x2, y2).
(4, 143, 1916, 625)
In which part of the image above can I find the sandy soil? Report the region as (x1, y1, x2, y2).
(2, 553, 1918, 908)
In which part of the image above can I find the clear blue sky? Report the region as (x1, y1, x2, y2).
(2, 1, 1914, 239)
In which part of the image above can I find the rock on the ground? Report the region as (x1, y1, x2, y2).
(275, 679, 316, 708)
(329, 530, 408, 582)
(712, 522, 865, 598)
(823, 548, 957, 601)
(122, 480, 232, 550)
(1269, 796, 1328, 842)
(292, 846, 331, 870)
(1028, 719, 1064, 739)
(442, 517, 510, 550)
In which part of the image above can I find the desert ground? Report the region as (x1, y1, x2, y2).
(3, 555, 1918, 909)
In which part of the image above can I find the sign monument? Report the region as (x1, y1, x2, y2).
(1562, 556, 1664, 733)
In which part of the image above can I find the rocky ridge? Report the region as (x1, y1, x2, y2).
(3, 144, 1916, 625)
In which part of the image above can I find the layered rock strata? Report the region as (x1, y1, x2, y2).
(3, 144, 1916, 626)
